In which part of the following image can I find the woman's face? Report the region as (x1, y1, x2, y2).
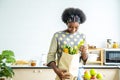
(67, 22, 80, 33)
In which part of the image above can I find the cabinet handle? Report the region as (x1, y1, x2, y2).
(33, 70, 37, 73)
(33, 70, 42, 73)
(38, 70, 42, 73)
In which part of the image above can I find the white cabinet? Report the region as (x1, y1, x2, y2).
(12, 69, 56, 80)
(10, 67, 119, 80)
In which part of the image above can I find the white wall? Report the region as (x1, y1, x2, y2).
(0, 0, 120, 59)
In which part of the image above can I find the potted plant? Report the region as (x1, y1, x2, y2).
(0, 50, 16, 80)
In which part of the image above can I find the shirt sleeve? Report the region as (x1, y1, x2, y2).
(47, 34, 57, 65)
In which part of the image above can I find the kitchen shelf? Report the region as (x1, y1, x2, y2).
(86, 48, 103, 65)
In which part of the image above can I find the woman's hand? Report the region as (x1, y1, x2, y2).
(80, 45, 88, 58)
(80, 45, 88, 65)
(48, 62, 70, 80)
(80, 45, 87, 54)
(55, 68, 70, 80)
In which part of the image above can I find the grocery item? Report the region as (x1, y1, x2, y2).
(83, 69, 103, 80)
(30, 60, 36, 66)
(112, 42, 119, 48)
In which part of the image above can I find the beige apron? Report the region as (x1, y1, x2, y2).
(55, 52, 80, 80)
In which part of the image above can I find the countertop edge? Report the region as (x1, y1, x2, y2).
(11, 66, 120, 69)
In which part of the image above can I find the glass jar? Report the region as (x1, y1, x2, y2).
(30, 60, 36, 66)
(113, 42, 119, 48)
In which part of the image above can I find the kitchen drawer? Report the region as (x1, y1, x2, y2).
(12, 69, 56, 80)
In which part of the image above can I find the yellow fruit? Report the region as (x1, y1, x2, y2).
(96, 73, 103, 80)
(63, 48, 69, 53)
(84, 70, 91, 79)
(90, 69, 97, 76)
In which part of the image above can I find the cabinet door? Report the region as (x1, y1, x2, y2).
(12, 69, 56, 80)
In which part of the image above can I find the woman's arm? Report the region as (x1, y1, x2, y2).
(79, 34, 88, 65)
(47, 34, 57, 65)
(47, 34, 70, 80)
(48, 62, 70, 80)
(80, 45, 88, 65)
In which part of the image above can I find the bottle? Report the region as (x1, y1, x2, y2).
(106, 39, 112, 48)
(113, 42, 119, 48)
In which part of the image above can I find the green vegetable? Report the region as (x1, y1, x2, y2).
(78, 39, 85, 48)
(63, 45, 79, 55)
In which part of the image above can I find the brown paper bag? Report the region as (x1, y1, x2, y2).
(55, 52, 80, 80)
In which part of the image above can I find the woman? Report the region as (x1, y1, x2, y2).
(47, 7, 88, 80)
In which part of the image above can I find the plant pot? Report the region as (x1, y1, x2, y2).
(0, 77, 5, 80)
(0, 77, 12, 80)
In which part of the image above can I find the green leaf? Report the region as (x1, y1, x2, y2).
(6, 57, 16, 63)
(2, 50, 14, 57)
(0, 50, 16, 78)
(69, 47, 73, 54)
(0, 55, 4, 62)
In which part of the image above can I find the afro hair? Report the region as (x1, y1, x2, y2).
(62, 7, 86, 24)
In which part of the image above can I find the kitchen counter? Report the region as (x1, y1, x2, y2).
(11, 65, 120, 80)
(82, 65, 120, 69)
(11, 65, 120, 69)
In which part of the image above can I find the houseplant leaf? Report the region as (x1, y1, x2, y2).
(0, 50, 16, 79)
